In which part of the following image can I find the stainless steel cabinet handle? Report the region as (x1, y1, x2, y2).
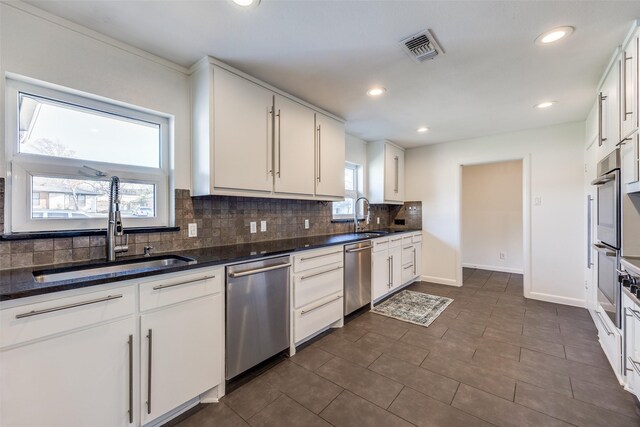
(391, 238, 402, 242)
(228, 262, 291, 278)
(403, 264, 413, 270)
(403, 246, 413, 250)
(301, 294, 342, 315)
(388, 256, 392, 288)
(617, 137, 632, 147)
(595, 311, 614, 336)
(300, 266, 343, 281)
(317, 124, 321, 182)
(390, 255, 394, 286)
(152, 276, 213, 290)
(276, 109, 281, 177)
(147, 329, 152, 415)
(628, 307, 640, 322)
(300, 250, 342, 261)
(346, 246, 372, 253)
(587, 195, 593, 269)
(624, 54, 633, 117)
(413, 248, 416, 275)
(394, 156, 399, 193)
(268, 107, 274, 177)
(598, 92, 607, 146)
(628, 357, 640, 376)
(15, 294, 123, 319)
(128, 334, 133, 424)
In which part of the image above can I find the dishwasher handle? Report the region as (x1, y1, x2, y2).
(345, 246, 371, 253)
(228, 262, 291, 278)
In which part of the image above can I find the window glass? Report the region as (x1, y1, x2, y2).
(332, 163, 363, 220)
(19, 93, 160, 168)
(31, 176, 155, 219)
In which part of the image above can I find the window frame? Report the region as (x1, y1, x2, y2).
(5, 76, 172, 233)
(332, 162, 364, 221)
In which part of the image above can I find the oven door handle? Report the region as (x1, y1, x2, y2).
(592, 243, 617, 257)
(591, 173, 617, 186)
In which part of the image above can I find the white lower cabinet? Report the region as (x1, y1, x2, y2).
(624, 291, 640, 395)
(594, 307, 622, 380)
(1, 316, 135, 427)
(372, 234, 420, 302)
(140, 293, 222, 425)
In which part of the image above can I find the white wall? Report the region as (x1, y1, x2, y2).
(406, 122, 586, 306)
(0, 2, 192, 189)
(461, 160, 523, 273)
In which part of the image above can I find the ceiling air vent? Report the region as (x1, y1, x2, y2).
(399, 29, 443, 63)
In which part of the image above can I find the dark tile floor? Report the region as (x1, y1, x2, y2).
(173, 269, 640, 427)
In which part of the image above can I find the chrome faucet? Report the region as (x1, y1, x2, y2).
(107, 176, 128, 261)
(354, 196, 371, 233)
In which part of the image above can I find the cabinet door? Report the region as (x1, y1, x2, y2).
(600, 58, 620, 155)
(414, 243, 422, 279)
(0, 317, 135, 427)
(274, 95, 315, 196)
(213, 67, 274, 193)
(384, 144, 404, 202)
(372, 250, 390, 301)
(315, 113, 345, 199)
(621, 132, 639, 185)
(389, 246, 403, 289)
(622, 34, 639, 139)
(140, 294, 222, 425)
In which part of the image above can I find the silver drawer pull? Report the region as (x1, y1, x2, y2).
(627, 307, 640, 322)
(595, 311, 614, 336)
(391, 238, 402, 242)
(403, 264, 414, 270)
(152, 276, 213, 290)
(629, 357, 640, 376)
(345, 246, 371, 253)
(403, 246, 413, 250)
(299, 251, 342, 261)
(301, 295, 343, 315)
(300, 266, 343, 281)
(228, 262, 291, 278)
(15, 294, 123, 319)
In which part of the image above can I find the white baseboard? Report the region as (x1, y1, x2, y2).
(527, 291, 586, 308)
(462, 263, 523, 274)
(420, 275, 461, 287)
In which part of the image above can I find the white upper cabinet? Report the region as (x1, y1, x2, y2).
(212, 67, 274, 193)
(191, 57, 345, 201)
(598, 54, 620, 158)
(315, 113, 346, 199)
(367, 140, 405, 204)
(621, 30, 639, 140)
(273, 94, 315, 196)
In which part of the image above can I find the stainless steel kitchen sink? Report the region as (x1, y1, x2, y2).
(33, 255, 197, 283)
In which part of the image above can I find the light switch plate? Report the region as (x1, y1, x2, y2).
(188, 223, 197, 237)
(304, 219, 310, 229)
(250, 222, 257, 234)
(377, 217, 380, 224)
(534, 197, 542, 206)
(260, 220, 267, 232)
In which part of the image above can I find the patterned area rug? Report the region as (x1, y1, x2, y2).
(372, 290, 453, 327)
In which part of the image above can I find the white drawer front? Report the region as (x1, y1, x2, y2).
(293, 248, 343, 273)
(412, 233, 423, 243)
(294, 264, 343, 309)
(595, 309, 622, 375)
(372, 238, 389, 253)
(139, 268, 222, 312)
(402, 262, 415, 284)
(294, 292, 343, 343)
(402, 236, 413, 247)
(389, 236, 403, 249)
(1, 285, 135, 348)
(402, 245, 414, 266)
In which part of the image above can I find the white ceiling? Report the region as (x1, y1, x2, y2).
(24, 0, 640, 148)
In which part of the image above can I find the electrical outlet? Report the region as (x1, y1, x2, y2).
(260, 220, 267, 232)
(188, 223, 197, 238)
(499, 252, 506, 260)
(534, 197, 542, 206)
(250, 221, 257, 234)
(304, 219, 310, 229)
(377, 217, 380, 224)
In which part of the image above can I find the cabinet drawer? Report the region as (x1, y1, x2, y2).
(402, 236, 412, 247)
(294, 292, 343, 343)
(595, 309, 622, 375)
(389, 236, 403, 248)
(293, 248, 343, 272)
(372, 238, 389, 253)
(402, 262, 415, 284)
(412, 233, 422, 244)
(139, 268, 222, 311)
(402, 245, 414, 266)
(294, 264, 343, 309)
(1, 285, 135, 348)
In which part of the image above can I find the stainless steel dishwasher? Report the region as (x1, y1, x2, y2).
(344, 241, 372, 315)
(226, 256, 291, 380)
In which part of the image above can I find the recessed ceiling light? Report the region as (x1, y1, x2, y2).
(232, 0, 260, 7)
(417, 127, 429, 133)
(535, 101, 556, 109)
(366, 87, 386, 97)
(535, 26, 574, 45)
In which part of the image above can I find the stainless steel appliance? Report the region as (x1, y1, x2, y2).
(344, 241, 372, 315)
(592, 149, 622, 327)
(226, 256, 291, 380)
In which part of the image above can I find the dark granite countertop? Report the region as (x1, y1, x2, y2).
(622, 257, 640, 276)
(0, 229, 420, 302)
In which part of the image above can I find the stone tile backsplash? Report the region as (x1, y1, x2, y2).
(0, 179, 422, 270)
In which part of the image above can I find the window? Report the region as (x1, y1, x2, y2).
(5, 77, 171, 233)
(332, 163, 364, 220)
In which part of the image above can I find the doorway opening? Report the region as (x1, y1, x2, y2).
(460, 160, 524, 292)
